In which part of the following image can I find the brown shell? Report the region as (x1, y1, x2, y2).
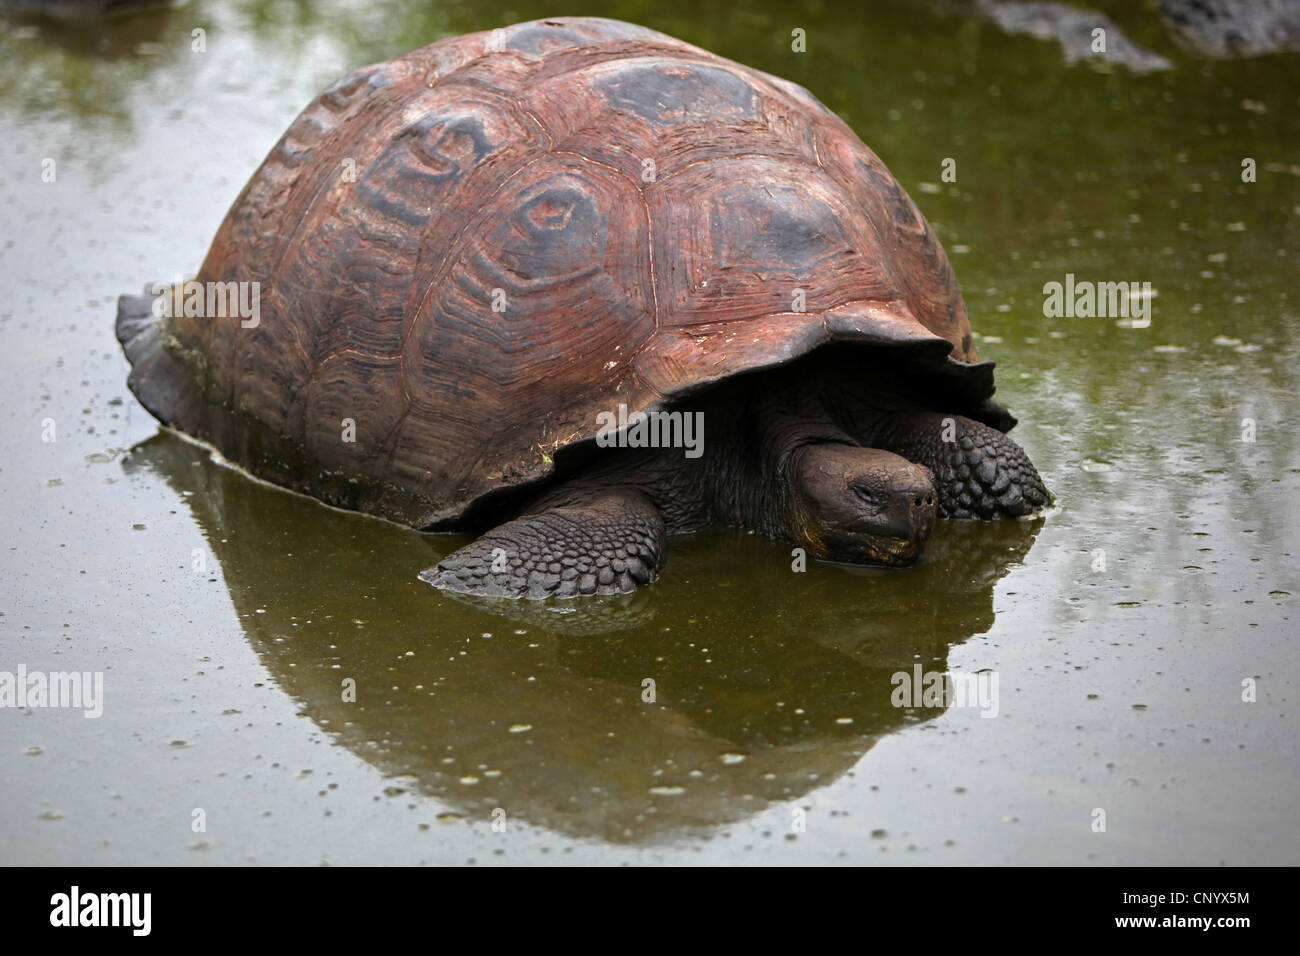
(157, 17, 989, 527)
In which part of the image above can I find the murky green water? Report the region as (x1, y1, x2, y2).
(1, 0, 1296, 864)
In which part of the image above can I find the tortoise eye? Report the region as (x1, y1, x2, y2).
(853, 485, 879, 506)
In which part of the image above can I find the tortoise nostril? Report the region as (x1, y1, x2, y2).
(914, 497, 923, 507)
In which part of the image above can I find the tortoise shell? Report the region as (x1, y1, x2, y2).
(129, 16, 997, 528)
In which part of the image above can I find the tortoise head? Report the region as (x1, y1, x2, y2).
(788, 443, 937, 567)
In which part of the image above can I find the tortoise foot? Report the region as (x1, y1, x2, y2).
(420, 489, 667, 599)
(877, 412, 1051, 520)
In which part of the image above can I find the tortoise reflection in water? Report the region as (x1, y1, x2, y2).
(127, 431, 1042, 842)
(116, 17, 1048, 599)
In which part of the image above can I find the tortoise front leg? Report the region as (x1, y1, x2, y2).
(874, 412, 1050, 519)
(420, 488, 668, 599)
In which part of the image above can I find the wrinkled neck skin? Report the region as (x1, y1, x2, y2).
(527, 370, 900, 539)
(704, 378, 861, 538)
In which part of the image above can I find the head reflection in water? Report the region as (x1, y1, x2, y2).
(127, 433, 1042, 844)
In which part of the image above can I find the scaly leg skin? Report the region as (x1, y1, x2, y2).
(876, 412, 1050, 519)
(420, 489, 668, 599)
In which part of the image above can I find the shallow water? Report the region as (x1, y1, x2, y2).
(1, 0, 1296, 864)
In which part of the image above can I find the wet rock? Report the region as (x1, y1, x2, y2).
(978, 1, 1174, 73)
(1159, 0, 1300, 58)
